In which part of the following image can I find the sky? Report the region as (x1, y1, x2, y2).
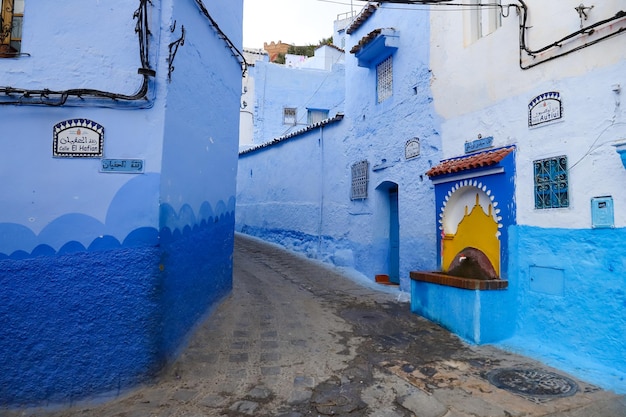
(243, 0, 361, 49)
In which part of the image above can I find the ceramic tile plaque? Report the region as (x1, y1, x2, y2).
(53, 119, 104, 158)
(465, 136, 493, 154)
(100, 159, 144, 173)
(405, 138, 420, 160)
(528, 92, 562, 128)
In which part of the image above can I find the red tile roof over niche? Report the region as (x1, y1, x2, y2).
(426, 146, 515, 178)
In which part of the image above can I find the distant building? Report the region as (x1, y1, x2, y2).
(240, 45, 345, 150)
(333, 9, 357, 50)
(0, 0, 244, 407)
(263, 40, 291, 62)
(286, 44, 345, 70)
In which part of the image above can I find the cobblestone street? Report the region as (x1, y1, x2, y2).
(5, 233, 625, 417)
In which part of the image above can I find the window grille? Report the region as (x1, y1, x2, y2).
(283, 107, 297, 125)
(376, 56, 393, 103)
(534, 156, 569, 209)
(351, 160, 369, 200)
(0, 0, 23, 56)
(307, 108, 329, 125)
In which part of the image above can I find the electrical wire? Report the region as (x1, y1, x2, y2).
(569, 122, 626, 172)
(193, 0, 248, 76)
(517, 0, 626, 70)
(369, 0, 626, 70)
(0, 0, 155, 107)
(0, 0, 250, 107)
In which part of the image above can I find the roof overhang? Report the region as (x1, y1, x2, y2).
(426, 146, 515, 180)
(352, 28, 399, 68)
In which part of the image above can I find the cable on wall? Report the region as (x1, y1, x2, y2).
(0, 0, 156, 107)
(167, 23, 186, 82)
(193, 0, 248, 76)
(517, 0, 626, 70)
(374, 0, 626, 70)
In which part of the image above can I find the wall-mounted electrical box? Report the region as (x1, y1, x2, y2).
(591, 196, 614, 228)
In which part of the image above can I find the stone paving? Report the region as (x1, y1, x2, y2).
(4, 233, 625, 417)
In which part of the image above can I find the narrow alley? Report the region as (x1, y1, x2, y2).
(7, 234, 625, 417)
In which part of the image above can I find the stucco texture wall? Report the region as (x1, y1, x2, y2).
(237, 125, 337, 259)
(506, 226, 626, 393)
(158, 0, 242, 356)
(0, 0, 242, 407)
(341, 3, 441, 288)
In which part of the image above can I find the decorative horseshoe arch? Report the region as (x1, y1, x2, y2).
(439, 180, 503, 277)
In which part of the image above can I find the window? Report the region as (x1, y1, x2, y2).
(534, 156, 569, 209)
(351, 160, 369, 200)
(376, 56, 392, 103)
(283, 107, 296, 125)
(469, 0, 502, 42)
(1, 0, 23, 56)
(307, 108, 329, 125)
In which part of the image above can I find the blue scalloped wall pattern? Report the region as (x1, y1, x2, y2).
(0, 171, 236, 259)
(0, 174, 236, 406)
(0, 211, 235, 406)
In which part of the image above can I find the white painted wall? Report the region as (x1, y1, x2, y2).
(430, 1, 626, 228)
(240, 49, 268, 149)
(431, 0, 626, 119)
(292, 46, 345, 71)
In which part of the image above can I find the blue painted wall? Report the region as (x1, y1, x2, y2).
(411, 282, 515, 344)
(0, 248, 160, 405)
(251, 59, 345, 143)
(236, 4, 441, 291)
(0, 0, 242, 408)
(158, 0, 241, 359)
(503, 226, 626, 392)
(238, 121, 344, 261)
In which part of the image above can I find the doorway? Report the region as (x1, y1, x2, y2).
(388, 185, 399, 284)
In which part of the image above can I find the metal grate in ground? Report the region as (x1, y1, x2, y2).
(486, 368, 579, 403)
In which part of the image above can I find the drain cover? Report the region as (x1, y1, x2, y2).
(486, 368, 578, 401)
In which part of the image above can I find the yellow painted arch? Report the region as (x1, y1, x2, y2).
(442, 194, 500, 276)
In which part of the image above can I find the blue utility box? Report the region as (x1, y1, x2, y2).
(591, 196, 614, 228)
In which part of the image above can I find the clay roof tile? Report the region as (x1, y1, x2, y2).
(426, 146, 515, 178)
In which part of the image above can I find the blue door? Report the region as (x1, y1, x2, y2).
(389, 186, 399, 284)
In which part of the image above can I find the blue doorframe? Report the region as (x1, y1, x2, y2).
(389, 185, 400, 284)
